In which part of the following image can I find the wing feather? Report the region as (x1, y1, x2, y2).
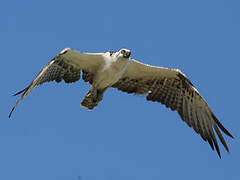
(112, 59, 233, 157)
(199, 110, 215, 150)
(190, 103, 200, 134)
(9, 48, 105, 118)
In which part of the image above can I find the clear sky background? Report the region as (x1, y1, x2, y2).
(1, 0, 240, 180)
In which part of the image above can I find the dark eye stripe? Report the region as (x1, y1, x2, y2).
(121, 50, 126, 54)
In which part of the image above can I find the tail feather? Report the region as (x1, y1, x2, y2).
(81, 88, 106, 110)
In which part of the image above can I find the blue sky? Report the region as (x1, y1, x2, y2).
(1, 0, 240, 179)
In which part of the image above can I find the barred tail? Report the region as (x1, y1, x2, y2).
(81, 88, 106, 110)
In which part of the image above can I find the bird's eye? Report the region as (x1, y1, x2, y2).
(121, 50, 126, 54)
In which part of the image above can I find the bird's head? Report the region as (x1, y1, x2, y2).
(118, 48, 131, 59)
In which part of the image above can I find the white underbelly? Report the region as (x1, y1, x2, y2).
(95, 59, 130, 89)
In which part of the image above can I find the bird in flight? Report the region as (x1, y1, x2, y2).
(9, 47, 233, 158)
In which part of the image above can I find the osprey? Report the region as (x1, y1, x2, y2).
(9, 48, 233, 158)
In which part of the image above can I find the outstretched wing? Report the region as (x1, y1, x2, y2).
(112, 59, 233, 158)
(9, 48, 105, 118)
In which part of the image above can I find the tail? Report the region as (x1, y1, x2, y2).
(81, 87, 106, 110)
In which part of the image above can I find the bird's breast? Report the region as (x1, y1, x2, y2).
(95, 58, 130, 88)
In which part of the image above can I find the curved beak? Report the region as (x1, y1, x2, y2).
(123, 51, 131, 58)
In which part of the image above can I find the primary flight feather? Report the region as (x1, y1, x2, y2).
(9, 47, 233, 158)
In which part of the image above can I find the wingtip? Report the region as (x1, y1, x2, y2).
(211, 112, 234, 139)
(9, 94, 25, 119)
(218, 153, 222, 159)
(8, 108, 14, 118)
(216, 146, 221, 159)
(12, 87, 28, 96)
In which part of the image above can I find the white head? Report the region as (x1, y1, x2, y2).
(107, 48, 131, 59)
(118, 48, 131, 58)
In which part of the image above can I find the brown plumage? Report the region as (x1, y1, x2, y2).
(9, 52, 81, 118)
(112, 72, 233, 158)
